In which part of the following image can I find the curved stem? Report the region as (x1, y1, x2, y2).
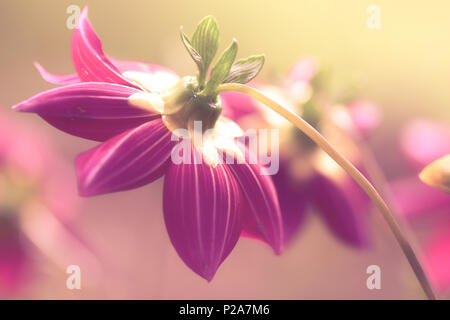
(218, 83, 437, 300)
(329, 118, 434, 298)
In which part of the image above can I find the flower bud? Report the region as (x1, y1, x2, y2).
(419, 154, 450, 194)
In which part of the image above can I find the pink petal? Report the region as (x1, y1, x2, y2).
(35, 58, 177, 87)
(34, 59, 178, 86)
(13, 82, 158, 141)
(339, 170, 371, 222)
(71, 8, 139, 88)
(271, 162, 310, 246)
(34, 62, 80, 85)
(163, 150, 242, 281)
(0, 213, 28, 294)
(227, 147, 284, 254)
(400, 119, 450, 171)
(220, 90, 261, 122)
(76, 119, 174, 196)
(311, 173, 370, 248)
(391, 176, 450, 219)
(424, 225, 450, 292)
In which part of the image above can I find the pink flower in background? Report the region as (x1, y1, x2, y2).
(0, 111, 99, 296)
(391, 119, 450, 292)
(221, 57, 316, 127)
(392, 120, 450, 219)
(14, 8, 283, 281)
(399, 120, 450, 172)
(330, 100, 381, 141)
(222, 58, 376, 247)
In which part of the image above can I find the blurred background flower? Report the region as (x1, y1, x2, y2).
(1, 0, 450, 299)
(0, 110, 101, 298)
(221, 58, 374, 248)
(391, 120, 450, 293)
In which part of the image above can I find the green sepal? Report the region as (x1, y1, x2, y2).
(191, 16, 220, 86)
(203, 39, 238, 96)
(224, 54, 265, 84)
(180, 29, 203, 71)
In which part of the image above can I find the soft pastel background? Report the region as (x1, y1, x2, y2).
(0, 0, 449, 299)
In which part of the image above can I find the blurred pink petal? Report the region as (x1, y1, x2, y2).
(14, 82, 158, 141)
(75, 120, 174, 196)
(163, 152, 242, 281)
(220, 90, 260, 120)
(400, 119, 450, 171)
(71, 8, 139, 88)
(424, 225, 450, 292)
(271, 162, 310, 245)
(311, 173, 370, 248)
(391, 176, 450, 219)
(0, 213, 27, 294)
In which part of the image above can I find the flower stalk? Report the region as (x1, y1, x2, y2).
(218, 82, 437, 300)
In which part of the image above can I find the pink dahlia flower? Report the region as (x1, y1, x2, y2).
(221, 58, 375, 247)
(14, 8, 283, 281)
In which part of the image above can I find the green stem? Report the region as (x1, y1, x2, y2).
(217, 83, 437, 300)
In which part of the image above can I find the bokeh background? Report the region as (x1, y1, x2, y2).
(0, 0, 449, 299)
